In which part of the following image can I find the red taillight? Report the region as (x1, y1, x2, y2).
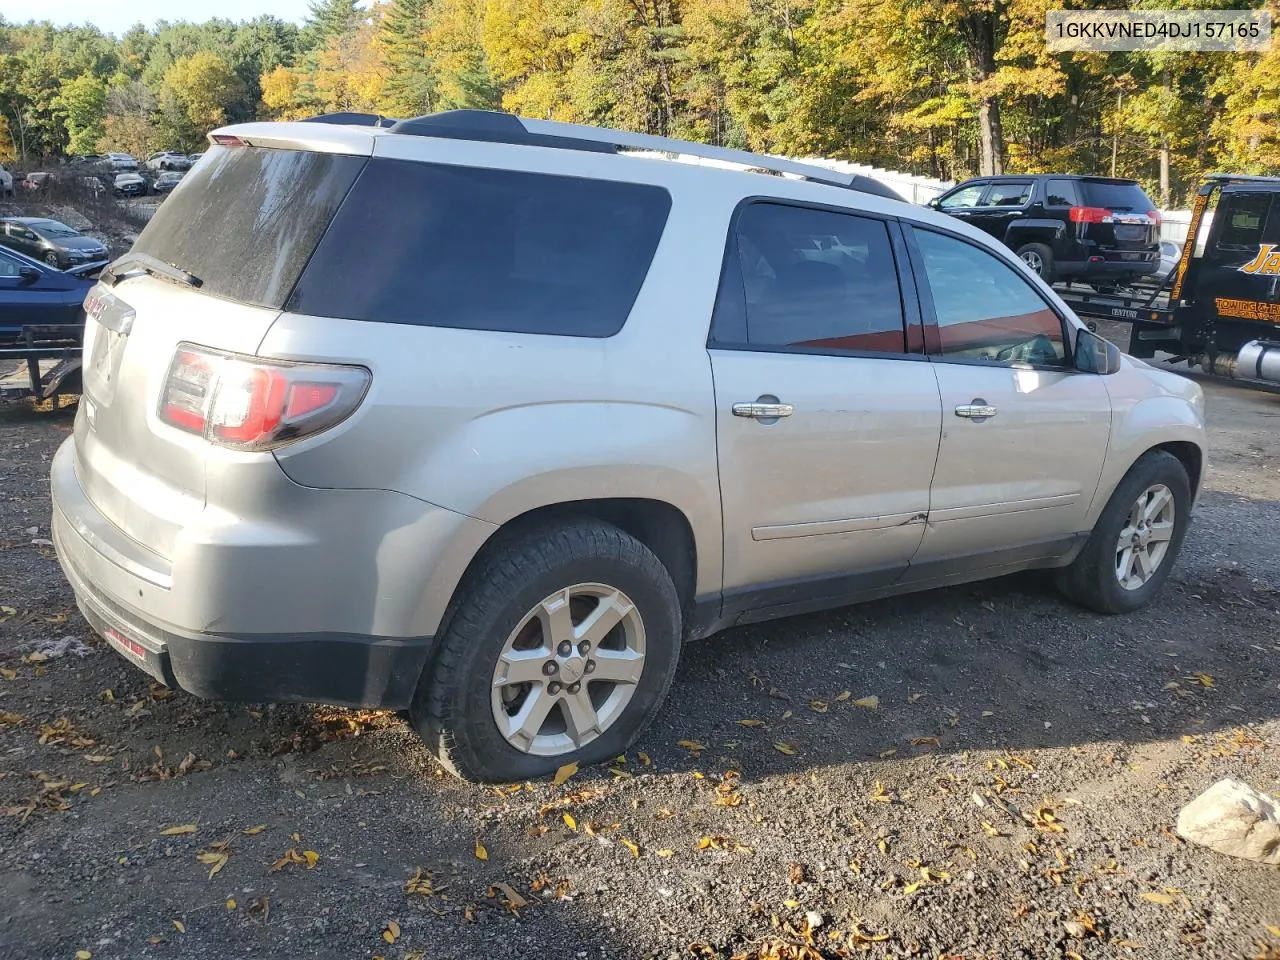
(158, 345, 370, 451)
(1147, 209, 1162, 225)
(210, 134, 246, 147)
(1069, 206, 1111, 224)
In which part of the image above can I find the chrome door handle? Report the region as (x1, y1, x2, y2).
(732, 401, 794, 419)
(955, 399, 997, 422)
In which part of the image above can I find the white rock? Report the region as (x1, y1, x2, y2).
(804, 910, 824, 930)
(1176, 778, 1280, 865)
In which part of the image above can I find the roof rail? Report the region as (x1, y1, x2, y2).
(388, 110, 615, 153)
(388, 109, 899, 196)
(303, 112, 399, 128)
(1204, 172, 1280, 183)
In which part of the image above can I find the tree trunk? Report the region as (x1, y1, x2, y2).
(1112, 90, 1121, 178)
(1159, 70, 1171, 208)
(966, 13, 1004, 176)
(978, 99, 1003, 175)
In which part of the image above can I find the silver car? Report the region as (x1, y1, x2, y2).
(51, 111, 1207, 782)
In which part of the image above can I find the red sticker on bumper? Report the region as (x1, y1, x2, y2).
(104, 627, 146, 661)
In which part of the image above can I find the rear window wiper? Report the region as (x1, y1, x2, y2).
(102, 253, 203, 290)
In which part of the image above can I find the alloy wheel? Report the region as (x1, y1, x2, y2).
(490, 583, 646, 756)
(1115, 483, 1175, 590)
(1020, 250, 1045, 275)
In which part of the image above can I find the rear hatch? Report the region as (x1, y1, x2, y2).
(76, 137, 369, 557)
(1079, 178, 1160, 255)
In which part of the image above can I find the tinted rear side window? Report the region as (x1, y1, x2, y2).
(1080, 180, 1155, 212)
(130, 146, 365, 308)
(1044, 179, 1079, 206)
(291, 159, 672, 337)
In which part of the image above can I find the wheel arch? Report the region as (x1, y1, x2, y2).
(426, 497, 702, 653)
(1151, 440, 1203, 500)
(1006, 220, 1065, 247)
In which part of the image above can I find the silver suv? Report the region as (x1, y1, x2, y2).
(51, 111, 1206, 782)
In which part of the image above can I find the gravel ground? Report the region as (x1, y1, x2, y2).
(0, 355, 1277, 960)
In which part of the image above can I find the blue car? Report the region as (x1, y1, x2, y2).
(0, 244, 95, 341)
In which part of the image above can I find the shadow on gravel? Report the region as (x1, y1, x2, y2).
(647, 493, 1280, 788)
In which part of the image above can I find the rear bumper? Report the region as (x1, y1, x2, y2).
(48, 437, 492, 708)
(1058, 258, 1159, 278)
(54, 505, 434, 708)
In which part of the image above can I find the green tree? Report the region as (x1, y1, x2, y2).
(378, 0, 436, 116)
(305, 0, 365, 49)
(54, 71, 107, 154)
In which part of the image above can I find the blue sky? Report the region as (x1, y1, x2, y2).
(0, 1, 319, 35)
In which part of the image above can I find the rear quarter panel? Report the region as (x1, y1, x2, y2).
(262, 145, 745, 603)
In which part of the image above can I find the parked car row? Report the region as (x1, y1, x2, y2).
(4, 165, 189, 198)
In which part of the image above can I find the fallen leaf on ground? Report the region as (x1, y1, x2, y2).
(383, 920, 400, 944)
(834, 691, 851, 702)
(270, 848, 318, 871)
(0, 668, 15, 680)
(226, 899, 236, 911)
(562, 813, 577, 831)
(160, 824, 197, 836)
(552, 762, 578, 786)
(196, 850, 229, 879)
(677, 739, 706, 757)
(656, 849, 674, 858)
(242, 825, 267, 835)
(737, 719, 764, 728)
(1188, 672, 1214, 688)
(808, 700, 828, 713)
(773, 741, 797, 756)
(172, 920, 185, 934)
(495, 881, 528, 910)
(620, 838, 640, 857)
(474, 839, 488, 860)
(854, 696, 879, 709)
(869, 780, 893, 804)
(911, 736, 941, 747)
(1140, 891, 1175, 905)
(405, 868, 434, 896)
(1032, 806, 1066, 833)
(75, 952, 91, 959)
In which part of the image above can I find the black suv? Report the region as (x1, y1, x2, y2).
(927, 175, 1161, 287)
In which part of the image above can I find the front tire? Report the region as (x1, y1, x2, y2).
(1056, 450, 1191, 614)
(44, 251, 60, 268)
(1016, 242, 1055, 284)
(412, 519, 682, 782)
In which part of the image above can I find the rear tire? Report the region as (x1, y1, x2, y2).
(1055, 451, 1191, 614)
(1016, 243, 1055, 284)
(411, 519, 682, 782)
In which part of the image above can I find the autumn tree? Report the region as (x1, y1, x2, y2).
(161, 51, 244, 148)
(99, 79, 159, 158)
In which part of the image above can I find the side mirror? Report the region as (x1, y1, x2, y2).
(17, 266, 40, 285)
(927, 197, 941, 209)
(1075, 327, 1122, 375)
